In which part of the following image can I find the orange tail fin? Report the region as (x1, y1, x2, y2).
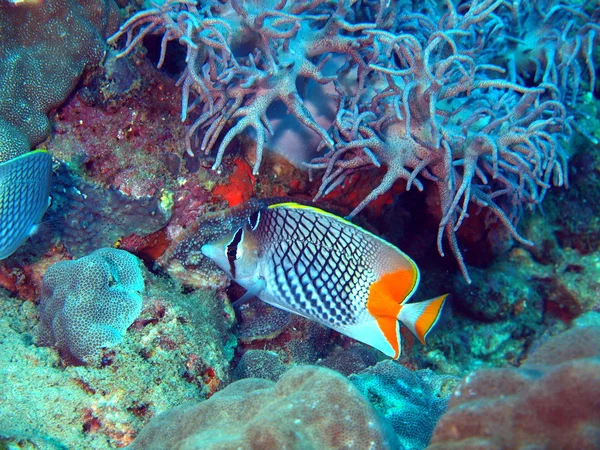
(398, 294, 449, 345)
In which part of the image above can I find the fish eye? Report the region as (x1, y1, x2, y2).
(226, 228, 244, 261)
(247, 210, 261, 230)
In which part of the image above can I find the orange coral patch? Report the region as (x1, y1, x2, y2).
(213, 157, 256, 207)
(119, 228, 171, 261)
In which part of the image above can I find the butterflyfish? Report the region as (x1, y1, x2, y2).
(201, 201, 449, 359)
(0, 149, 52, 259)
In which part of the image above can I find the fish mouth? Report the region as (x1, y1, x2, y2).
(200, 244, 215, 259)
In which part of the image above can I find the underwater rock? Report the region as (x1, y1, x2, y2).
(550, 143, 600, 256)
(49, 74, 182, 200)
(452, 262, 543, 323)
(235, 313, 336, 367)
(283, 317, 337, 364)
(428, 314, 600, 449)
(0, 274, 235, 449)
(128, 365, 399, 450)
(102, 49, 140, 97)
(350, 360, 459, 450)
(317, 346, 380, 377)
(232, 350, 287, 382)
(38, 248, 144, 364)
(236, 302, 292, 344)
(48, 162, 170, 258)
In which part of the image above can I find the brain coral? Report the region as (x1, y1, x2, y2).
(128, 365, 399, 449)
(428, 314, 600, 450)
(0, 120, 30, 164)
(38, 248, 145, 364)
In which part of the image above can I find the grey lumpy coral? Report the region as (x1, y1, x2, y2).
(38, 248, 144, 364)
(128, 365, 399, 450)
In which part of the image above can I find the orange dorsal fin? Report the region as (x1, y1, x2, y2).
(367, 268, 419, 315)
(398, 294, 449, 345)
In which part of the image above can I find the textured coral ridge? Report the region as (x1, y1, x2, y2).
(108, 0, 599, 281)
(128, 365, 399, 449)
(427, 315, 600, 449)
(38, 248, 145, 364)
(0, 0, 120, 264)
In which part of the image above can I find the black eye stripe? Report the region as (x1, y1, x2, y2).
(226, 227, 244, 279)
(248, 210, 261, 230)
(226, 228, 244, 261)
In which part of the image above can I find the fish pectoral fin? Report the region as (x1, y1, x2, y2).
(398, 294, 450, 345)
(231, 278, 266, 308)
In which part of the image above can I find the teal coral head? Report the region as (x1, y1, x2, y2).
(0, 149, 52, 259)
(38, 248, 145, 365)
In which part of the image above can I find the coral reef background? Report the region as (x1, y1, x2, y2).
(0, 0, 599, 449)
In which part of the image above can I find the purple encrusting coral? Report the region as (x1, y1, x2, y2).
(0, 0, 120, 151)
(108, 0, 598, 281)
(38, 248, 145, 365)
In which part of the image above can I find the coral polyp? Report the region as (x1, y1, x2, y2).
(310, 1, 572, 281)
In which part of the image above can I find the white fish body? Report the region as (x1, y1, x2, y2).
(202, 202, 448, 358)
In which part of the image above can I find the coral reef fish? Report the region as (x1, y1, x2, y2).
(0, 149, 52, 259)
(201, 202, 449, 359)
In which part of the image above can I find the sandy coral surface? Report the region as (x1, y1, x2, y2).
(0, 271, 235, 449)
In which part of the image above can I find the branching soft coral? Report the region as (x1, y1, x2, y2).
(109, 0, 375, 174)
(497, 0, 600, 107)
(306, 0, 570, 281)
(108, 0, 593, 282)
